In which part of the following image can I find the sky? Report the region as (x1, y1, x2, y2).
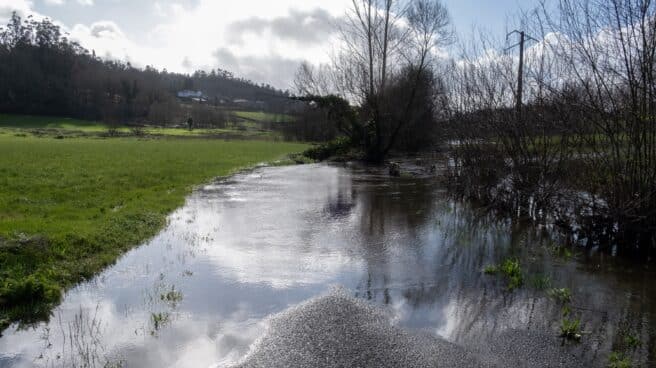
(0, 0, 541, 90)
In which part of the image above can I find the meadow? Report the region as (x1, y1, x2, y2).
(0, 113, 288, 139)
(0, 131, 307, 329)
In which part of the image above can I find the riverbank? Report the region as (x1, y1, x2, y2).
(0, 134, 307, 330)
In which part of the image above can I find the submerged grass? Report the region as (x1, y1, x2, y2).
(0, 134, 307, 329)
(482, 258, 523, 291)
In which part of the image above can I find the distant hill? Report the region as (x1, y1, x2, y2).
(0, 12, 291, 125)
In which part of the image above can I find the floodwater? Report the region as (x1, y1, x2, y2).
(1, 163, 655, 367)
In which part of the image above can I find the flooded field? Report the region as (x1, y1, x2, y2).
(1, 163, 655, 367)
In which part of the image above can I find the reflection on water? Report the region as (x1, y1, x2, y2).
(1, 163, 655, 367)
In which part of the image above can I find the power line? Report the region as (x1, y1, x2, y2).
(506, 30, 538, 120)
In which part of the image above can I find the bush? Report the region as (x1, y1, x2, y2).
(0, 275, 61, 308)
(303, 137, 353, 161)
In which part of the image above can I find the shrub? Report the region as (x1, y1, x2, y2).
(0, 275, 61, 308)
(303, 137, 353, 161)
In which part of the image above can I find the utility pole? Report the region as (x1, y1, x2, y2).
(506, 30, 538, 120)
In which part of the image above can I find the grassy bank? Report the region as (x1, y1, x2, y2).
(0, 134, 307, 329)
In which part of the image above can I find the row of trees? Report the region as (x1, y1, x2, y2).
(0, 13, 289, 125)
(293, 0, 655, 255)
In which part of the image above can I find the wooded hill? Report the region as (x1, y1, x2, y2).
(0, 13, 290, 125)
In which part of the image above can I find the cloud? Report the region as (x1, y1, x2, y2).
(213, 47, 301, 89)
(0, 0, 34, 22)
(44, 0, 64, 5)
(88, 20, 124, 39)
(2, 0, 351, 89)
(226, 8, 339, 46)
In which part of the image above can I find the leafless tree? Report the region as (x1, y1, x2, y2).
(295, 0, 453, 161)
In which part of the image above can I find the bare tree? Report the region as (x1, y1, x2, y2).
(295, 0, 453, 161)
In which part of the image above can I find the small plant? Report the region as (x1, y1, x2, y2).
(160, 286, 183, 305)
(551, 245, 574, 260)
(560, 317, 582, 341)
(561, 305, 571, 317)
(624, 333, 642, 349)
(150, 312, 170, 334)
(483, 265, 499, 274)
(548, 288, 572, 304)
(607, 352, 632, 368)
(530, 274, 551, 290)
(500, 258, 523, 290)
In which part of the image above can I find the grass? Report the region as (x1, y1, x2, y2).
(500, 259, 523, 290)
(0, 134, 307, 329)
(232, 111, 294, 123)
(560, 317, 582, 341)
(529, 274, 552, 290)
(0, 114, 103, 129)
(0, 114, 284, 140)
(608, 352, 632, 368)
(624, 333, 642, 349)
(482, 258, 523, 291)
(548, 287, 573, 304)
(483, 265, 499, 274)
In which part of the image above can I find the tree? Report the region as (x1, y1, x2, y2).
(296, 0, 453, 161)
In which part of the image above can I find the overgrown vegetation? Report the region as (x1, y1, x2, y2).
(0, 134, 307, 329)
(445, 0, 656, 257)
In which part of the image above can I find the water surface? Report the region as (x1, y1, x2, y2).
(1, 163, 654, 367)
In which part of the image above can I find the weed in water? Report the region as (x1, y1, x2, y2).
(561, 305, 571, 317)
(483, 265, 499, 274)
(160, 286, 183, 305)
(548, 288, 572, 304)
(529, 274, 551, 290)
(607, 352, 632, 368)
(624, 333, 642, 349)
(500, 258, 523, 291)
(150, 312, 171, 334)
(560, 317, 582, 341)
(551, 245, 574, 260)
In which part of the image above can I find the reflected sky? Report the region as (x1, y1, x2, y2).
(1, 163, 655, 368)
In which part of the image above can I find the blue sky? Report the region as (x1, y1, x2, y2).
(0, 0, 543, 88)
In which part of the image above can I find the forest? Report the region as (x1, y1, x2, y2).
(0, 13, 291, 127)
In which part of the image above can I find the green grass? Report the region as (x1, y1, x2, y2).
(608, 352, 632, 368)
(233, 111, 294, 123)
(0, 114, 107, 132)
(0, 134, 307, 329)
(0, 114, 284, 140)
(560, 317, 582, 341)
(548, 287, 573, 304)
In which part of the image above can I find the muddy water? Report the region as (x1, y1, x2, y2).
(1, 163, 655, 367)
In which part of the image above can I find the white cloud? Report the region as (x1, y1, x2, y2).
(77, 0, 93, 5)
(44, 0, 64, 5)
(0, 0, 34, 22)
